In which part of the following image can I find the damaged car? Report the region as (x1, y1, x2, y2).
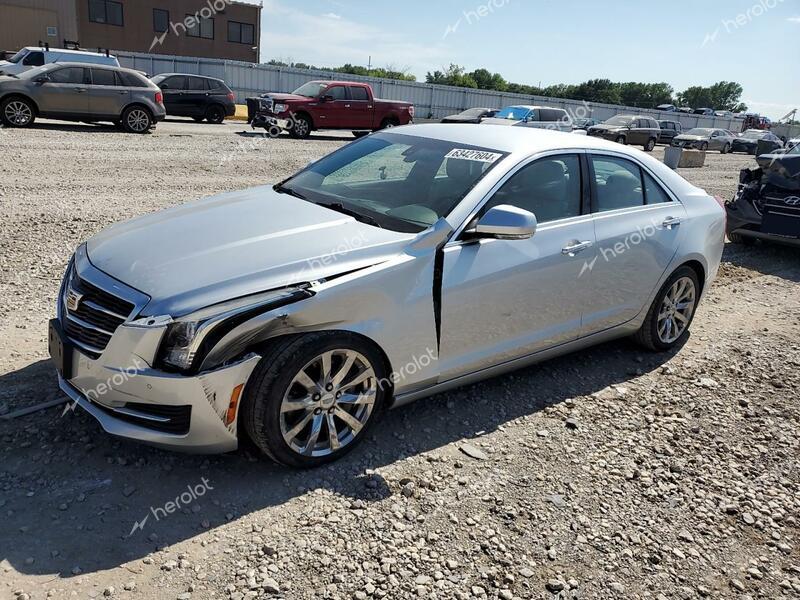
(50, 124, 724, 467)
(726, 144, 800, 246)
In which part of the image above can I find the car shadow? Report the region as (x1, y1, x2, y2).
(22, 121, 121, 134)
(722, 240, 800, 282)
(0, 335, 679, 577)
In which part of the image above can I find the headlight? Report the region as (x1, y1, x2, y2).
(159, 286, 312, 371)
(273, 103, 288, 114)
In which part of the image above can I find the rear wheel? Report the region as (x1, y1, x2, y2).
(121, 106, 153, 134)
(241, 332, 388, 468)
(615, 135, 626, 145)
(634, 267, 700, 351)
(644, 138, 656, 152)
(1, 96, 36, 127)
(205, 105, 225, 124)
(379, 118, 399, 130)
(721, 143, 731, 154)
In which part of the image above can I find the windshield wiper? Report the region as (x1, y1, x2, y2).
(273, 183, 307, 200)
(319, 202, 383, 228)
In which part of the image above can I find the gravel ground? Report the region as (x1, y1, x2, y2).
(0, 119, 798, 600)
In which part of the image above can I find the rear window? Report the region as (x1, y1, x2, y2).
(91, 68, 117, 86)
(186, 77, 206, 91)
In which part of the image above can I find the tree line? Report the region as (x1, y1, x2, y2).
(264, 59, 748, 112)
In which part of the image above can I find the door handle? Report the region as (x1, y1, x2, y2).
(662, 216, 682, 229)
(75, 88, 87, 93)
(344, 104, 351, 108)
(562, 240, 593, 256)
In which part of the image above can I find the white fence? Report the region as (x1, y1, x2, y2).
(116, 50, 800, 138)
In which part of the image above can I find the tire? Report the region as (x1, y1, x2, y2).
(240, 332, 389, 468)
(205, 105, 225, 124)
(728, 231, 755, 245)
(1, 96, 36, 128)
(379, 118, 399, 130)
(615, 135, 626, 145)
(700, 142, 708, 152)
(352, 131, 370, 138)
(289, 114, 312, 139)
(633, 266, 700, 352)
(121, 105, 153, 134)
(644, 138, 656, 152)
(721, 143, 730, 154)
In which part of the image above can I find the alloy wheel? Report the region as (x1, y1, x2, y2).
(280, 349, 377, 457)
(4, 100, 32, 126)
(127, 109, 150, 132)
(293, 118, 309, 137)
(657, 276, 696, 344)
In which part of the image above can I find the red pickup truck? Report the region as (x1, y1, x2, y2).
(250, 80, 415, 139)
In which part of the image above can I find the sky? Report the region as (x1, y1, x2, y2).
(239, 0, 800, 120)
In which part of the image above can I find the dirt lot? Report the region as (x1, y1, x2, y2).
(0, 120, 798, 600)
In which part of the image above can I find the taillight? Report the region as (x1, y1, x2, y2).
(227, 92, 235, 102)
(155, 91, 163, 105)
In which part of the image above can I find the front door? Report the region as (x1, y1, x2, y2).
(581, 152, 687, 334)
(88, 68, 129, 117)
(439, 153, 597, 380)
(37, 66, 90, 116)
(315, 85, 349, 129)
(158, 75, 186, 116)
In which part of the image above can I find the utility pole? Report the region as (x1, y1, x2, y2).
(368, 55, 372, 71)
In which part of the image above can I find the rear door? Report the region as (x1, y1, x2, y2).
(183, 76, 208, 117)
(581, 152, 687, 335)
(158, 75, 186, 115)
(88, 68, 129, 118)
(439, 152, 597, 379)
(347, 85, 373, 129)
(37, 66, 90, 116)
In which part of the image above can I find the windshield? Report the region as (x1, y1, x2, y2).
(292, 81, 327, 98)
(495, 106, 531, 120)
(686, 128, 712, 136)
(6, 49, 28, 64)
(278, 132, 507, 233)
(605, 116, 634, 126)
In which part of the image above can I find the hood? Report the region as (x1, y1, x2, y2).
(481, 117, 520, 126)
(265, 93, 312, 102)
(86, 186, 414, 316)
(589, 124, 626, 132)
(674, 135, 705, 141)
(755, 154, 800, 189)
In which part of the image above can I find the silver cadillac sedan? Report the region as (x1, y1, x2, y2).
(50, 125, 725, 467)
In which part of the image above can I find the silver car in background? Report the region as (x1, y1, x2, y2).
(0, 62, 165, 133)
(482, 105, 573, 132)
(671, 128, 735, 153)
(50, 125, 725, 467)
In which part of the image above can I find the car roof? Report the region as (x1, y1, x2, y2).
(42, 62, 151, 78)
(24, 46, 116, 58)
(153, 72, 224, 82)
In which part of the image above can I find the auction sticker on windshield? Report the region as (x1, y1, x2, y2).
(445, 149, 503, 163)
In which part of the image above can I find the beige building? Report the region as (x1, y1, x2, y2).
(1, 0, 261, 62)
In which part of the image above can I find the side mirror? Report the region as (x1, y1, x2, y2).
(34, 75, 50, 84)
(467, 205, 537, 240)
(321, 94, 334, 102)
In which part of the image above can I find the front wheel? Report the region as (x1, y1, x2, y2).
(615, 135, 626, 145)
(644, 138, 656, 152)
(728, 231, 755, 245)
(240, 332, 388, 468)
(289, 114, 312, 139)
(721, 143, 731, 154)
(700, 142, 708, 151)
(121, 106, 153, 134)
(633, 267, 700, 352)
(1, 96, 36, 127)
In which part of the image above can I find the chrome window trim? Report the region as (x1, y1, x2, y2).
(585, 149, 682, 205)
(447, 149, 589, 245)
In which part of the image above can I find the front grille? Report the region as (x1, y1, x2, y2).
(93, 401, 192, 435)
(62, 275, 135, 357)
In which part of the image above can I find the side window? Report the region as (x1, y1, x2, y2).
(591, 155, 644, 212)
(643, 172, 672, 204)
(186, 77, 206, 91)
(349, 86, 369, 101)
(484, 155, 582, 223)
(49, 67, 87, 84)
(160, 76, 185, 90)
(325, 86, 347, 100)
(91, 68, 116, 86)
(23, 51, 45, 66)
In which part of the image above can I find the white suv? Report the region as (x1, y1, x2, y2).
(0, 47, 119, 76)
